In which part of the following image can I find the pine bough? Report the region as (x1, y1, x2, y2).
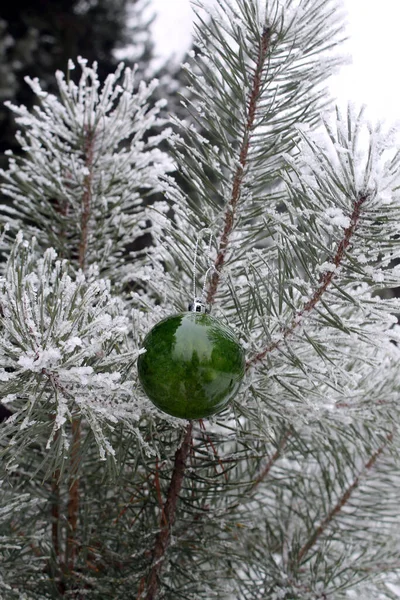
(0, 1, 400, 599)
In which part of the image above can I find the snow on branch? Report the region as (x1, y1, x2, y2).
(0, 58, 174, 283)
(0, 236, 146, 460)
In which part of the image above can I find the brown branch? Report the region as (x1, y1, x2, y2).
(199, 418, 229, 482)
(78, 127, 94, 272)
(137, 578, 146, 600)
(297, 430, 393, 565)
(66, 416, 81, 573)
(66, 126, 95, 577)
(51, 465, 66, 595)
(207, 27, 272, 305)
(247, 193, 368, 369)
(51, 467, 61, 559)
(144, 422, 194, 600)
(250, 429, 291, 492)
(40, 372, 80, 578)
(49, 411, 62, 567)
(112, 471, 154, 525)
(154, 458, 165, 518)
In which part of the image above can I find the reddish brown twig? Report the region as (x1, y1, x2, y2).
(154, 457, 167, 525)
(207, 27, 272, 305)
(113, 471, 154, 525)
(250, 429, 291, 491)
(297, 430, 393, 564)
(248, 194, 368, 369)
(48, 412, 62, 568)
(144, 423, 193, 600)
(66, 416, 81, 572)
(199, 419, 229, 482)
(51, 467, 61, 559)
(78, 127, 94, 272)
(137, 577, 146, 600)
(66, 126, 95, 577)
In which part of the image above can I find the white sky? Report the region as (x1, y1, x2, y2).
(149, 0, 400, 125)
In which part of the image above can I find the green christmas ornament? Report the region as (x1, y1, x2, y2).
(137, 301, 246, 420)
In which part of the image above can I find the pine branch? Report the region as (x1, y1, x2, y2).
(250, 429, 291, 491)
(78, 127, 95, 272)
(51, 467, 65, 595)
(66, 126, 95, 577)
(43, 380, 66, 580)
(66, 417, 81, 574)
(144, 422, 193, 600)
(206, 26, 272, 306)
(297, 430, 394, 565)
(247, 193, 368, 369)
(51, 457, 61, 559)
(2, 3, 400, 597)
(10, 522, 43, 558)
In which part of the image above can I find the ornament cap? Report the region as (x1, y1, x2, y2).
(188, 297, 208, 313)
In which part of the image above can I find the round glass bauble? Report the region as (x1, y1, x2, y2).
(137, 312, 245, 419)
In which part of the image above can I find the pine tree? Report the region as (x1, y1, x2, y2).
(1, 1, 400, 599)
(0, 0, 154, 165)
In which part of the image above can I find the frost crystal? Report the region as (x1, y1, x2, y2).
(0, 58, 174, 287)
(0, 238, 148, 457)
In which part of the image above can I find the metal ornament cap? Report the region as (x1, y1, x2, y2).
(137, 312, 246, 419)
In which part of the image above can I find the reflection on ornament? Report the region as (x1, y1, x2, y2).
(137, 310, 245, 419)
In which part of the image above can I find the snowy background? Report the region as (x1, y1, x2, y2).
(149, 0, 400, 125)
